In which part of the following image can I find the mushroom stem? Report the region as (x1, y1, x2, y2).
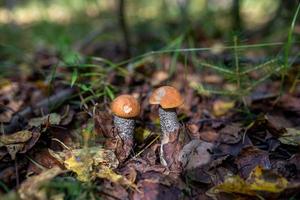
(158, 107, 180, 134)
(158, 106, 181, 167)
(113, 115, 135, 140)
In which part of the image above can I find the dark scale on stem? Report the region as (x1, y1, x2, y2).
(113, 115, 135, 140)
(158, 107, 180, 134)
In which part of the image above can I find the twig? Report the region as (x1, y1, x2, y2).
(2, 88, 75, 134)
(73, 24, 115, 51)
(15, 158, 19, 188)
(118, 0, 132, 58)
(232, 0, 241, 32)
(132, 134, 159, 159)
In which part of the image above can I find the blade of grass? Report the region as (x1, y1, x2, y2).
(71, 68, 78, 87)
(278, 2, 300, 98)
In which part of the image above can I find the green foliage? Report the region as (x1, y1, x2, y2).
(44, 177, 100, 200)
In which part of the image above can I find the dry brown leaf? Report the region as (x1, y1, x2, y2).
(178, 139, 214, 170)
(29, 113, 61, 127)
(0, 83, 23, 123)
(6, 143, 24, 160)
(18, 166, 63, 200)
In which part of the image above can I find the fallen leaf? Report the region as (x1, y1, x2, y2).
(278, 128, 300, 146)
(27, 149, 64, 174)
(248, 166, 288, 193)
(235, 146, 271, 178)
(50, 147, 119, 182)
(64, 151, 93, 182)
(6, 143, 24, 160)
(212, 100, 235, 117)
(212, 133, 252, 159)
(0, 129, 40, 160)
(101, 180, 129, 200)
(219, 123, 242, 144)
(29, 113, 61, 127)
(132, 180, 182, 200)
(200, 130, 219, 142)
(96, 167, 137, 190)
(178, 139, 213, 170)
(0, 130, 32, 146)
(0, 83, 23, 123)
(18, 166, 63, 200)
(210, 166, 289, 197)
(0, 148, 7, 160)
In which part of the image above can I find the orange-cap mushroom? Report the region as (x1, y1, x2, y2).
(111, 95, 140, 118)
(110, 94, 140, 162)
(149, 86, 184, 167)
(149, 86, 184, 109)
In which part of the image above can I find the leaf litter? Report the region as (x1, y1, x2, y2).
(0, 50, 300, 200)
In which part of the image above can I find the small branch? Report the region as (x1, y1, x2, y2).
(73, 24, 115, 52)
(118, 0, 132, 58)
(232, 0, 242, 32)
(1, 88, 75, 134)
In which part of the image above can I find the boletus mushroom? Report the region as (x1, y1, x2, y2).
(111, 94, 140, 161)
(149, 86, 184, 168)
(111, 94, 140, 140)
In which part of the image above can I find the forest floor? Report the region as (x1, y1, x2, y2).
(0, 43, 300, 200)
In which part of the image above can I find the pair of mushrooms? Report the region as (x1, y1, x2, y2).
(111, 86, 183, 166)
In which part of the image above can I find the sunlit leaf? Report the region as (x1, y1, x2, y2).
(210, 166, 289, 197)
(29, 113, 61, 127)
(51, 147, 119, 182)
(212, 100, 235, 117)
(64, 151, 93, 182)
(96, 167, 137, 190)
(6, 143, 24, 160)
(0, 130, 32, 146)
(278, 128, 300, 146)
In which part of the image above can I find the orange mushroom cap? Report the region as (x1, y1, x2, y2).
(149, 86, 184, 109)
(111, 95, 140, 118)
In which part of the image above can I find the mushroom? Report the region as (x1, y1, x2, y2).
(111, 94, 140, 140)
(149, 86, 184, 167)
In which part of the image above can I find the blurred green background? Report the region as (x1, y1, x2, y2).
(0, 0, 298, 78)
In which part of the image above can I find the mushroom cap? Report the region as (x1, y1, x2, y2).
(149, 86, 184, 109)
(111, 95, 140, 118)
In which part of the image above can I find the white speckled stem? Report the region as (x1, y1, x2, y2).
(158, 107, 180, 135)
(158, 106, 180, 166)
(113, 115, 135, 140)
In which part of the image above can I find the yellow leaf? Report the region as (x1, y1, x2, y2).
(211, 176, 255, 196)
(53, 147, 118, 182)
(96, 167, 137, 190)
(213, 100, 235, 117)
(248, 166, 288, 193)
(210, 166, 289, 197)
(64, 152, 93, 182)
